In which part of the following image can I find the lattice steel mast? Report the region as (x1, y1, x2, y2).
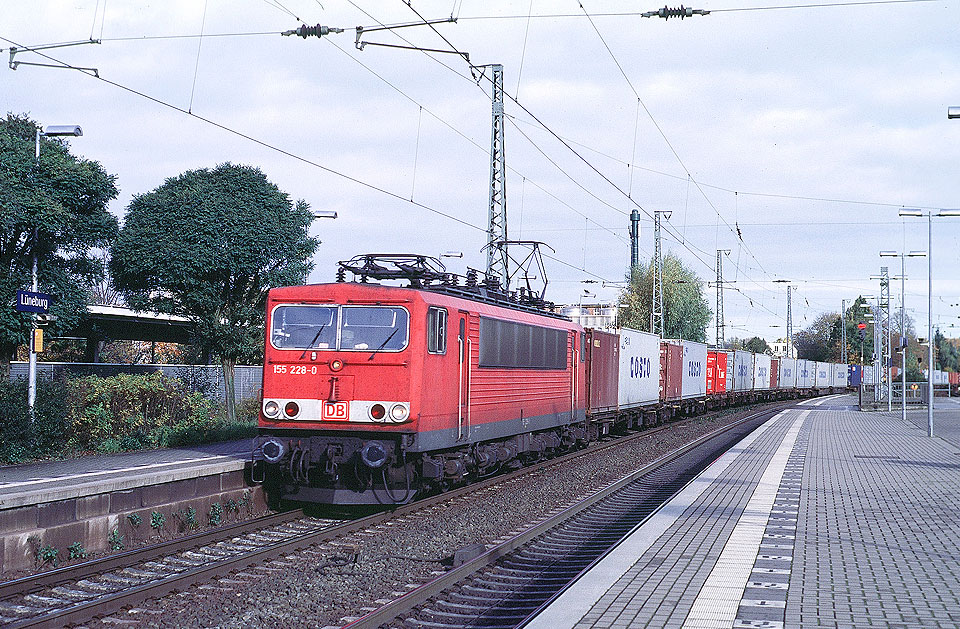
(485, 64, 509, 289)
(651, 210, 670, 336)
(715, 249, 730, 347)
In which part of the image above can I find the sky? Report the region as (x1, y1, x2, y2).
(3, 0, 960, 344)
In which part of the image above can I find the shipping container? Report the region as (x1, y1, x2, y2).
(707, 350, 729, 394)
(848, 364, 862, 387)
(814, 362, 830, 388)
(732, 350, 754, 392)
(618, 328, 661, 408)
(950, 371, 959, 386)
(863, 365, 876, 386)
(660, 341, 683, 401)
(753, 354, 772, 390)
(679, 340, 708, 399)
(779, 357, 798, 389)
(725, 351, 735, 391)
(797, 359, 814, 389)
(770, 358, 779, 389)
(833, 363, 848, 388)
(585, 328, 619, 415)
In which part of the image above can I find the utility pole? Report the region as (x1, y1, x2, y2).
(715, 249, 730, 347)
(841, 299, 848, 364)
(786, 285, 794, 358)
(485, 64, 509, 289)
(882, 267, 891, 411)
(651, 210, 670, 336)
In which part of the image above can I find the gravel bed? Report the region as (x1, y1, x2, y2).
(93, 402, 790, 628)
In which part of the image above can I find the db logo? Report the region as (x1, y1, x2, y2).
(322, 401, 349, 420)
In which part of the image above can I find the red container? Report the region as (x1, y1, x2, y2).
(770, 358, 779, 389)
(707, 350, 728, 394)
(660, 341, 683, 401)
(950, 371, 959, 386)
(586, 328, 619, 414)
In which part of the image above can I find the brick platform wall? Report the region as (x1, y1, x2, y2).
(0, 470, 266, 574)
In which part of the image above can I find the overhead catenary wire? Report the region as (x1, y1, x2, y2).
(453, 0, 939, 21)
(0, 33, 617, 286)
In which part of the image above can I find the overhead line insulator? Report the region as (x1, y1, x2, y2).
(641, 5, 711, 19)
(281, 24, 344, 38)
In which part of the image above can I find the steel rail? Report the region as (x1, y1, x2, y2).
(0, 508, 306, 600)
(342, 404, 787, 629)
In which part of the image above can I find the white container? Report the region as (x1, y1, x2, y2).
(779, 358, 798, 389)
(814, 362, 830, 388)
(797, 359, 814, 388)
(863, 365, 876, 385)
(753, 354, 772, 390)
(732, 350, 754, 392)
(833, 363, 848, 388)
(617, 327, 661, 408)
(679, 340, 708, 400)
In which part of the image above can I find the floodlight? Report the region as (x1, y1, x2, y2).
(42, 125, 82, 137)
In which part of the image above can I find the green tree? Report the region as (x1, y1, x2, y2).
(935, 329, 959, 372)
(0, 113, 119, 377)
(618, 252, 712, 342)
(795, 312, 840, 362)
(110, 163, 317, 422)
(743, 336, 771, 354)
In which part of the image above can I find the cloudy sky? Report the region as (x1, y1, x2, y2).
(4, 0, 960, 343)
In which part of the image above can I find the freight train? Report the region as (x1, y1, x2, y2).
(253, 255, 851, 506)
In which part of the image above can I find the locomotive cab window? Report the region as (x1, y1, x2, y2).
(341, 306, 409, 351)
(427, 307, 447, 354)
(271, 306, 338, 350)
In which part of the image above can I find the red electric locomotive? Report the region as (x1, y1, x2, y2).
(254, 255, 587, 505)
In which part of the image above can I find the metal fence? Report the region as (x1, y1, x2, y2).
(10, 362, 263, 402)
(861, 382, 952, 410)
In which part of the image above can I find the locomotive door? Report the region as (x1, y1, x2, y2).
(457, 311, 475, 441)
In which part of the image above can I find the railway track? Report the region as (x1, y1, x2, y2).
(0, 402, 791, 628)
(343, 404, 786, 629)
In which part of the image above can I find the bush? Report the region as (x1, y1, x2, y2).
(0, 371, 257, 465)
(65, 372, 213, 453)
(0, 376, 69, 463)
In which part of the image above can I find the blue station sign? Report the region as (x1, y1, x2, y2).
(16, 290, 52, 314)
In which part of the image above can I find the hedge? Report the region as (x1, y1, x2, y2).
(0, 372, 258, 465)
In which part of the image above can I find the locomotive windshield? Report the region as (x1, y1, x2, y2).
(271, 305, 409, 352)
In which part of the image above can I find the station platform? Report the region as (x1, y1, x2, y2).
(527, 394, 960, 629)
(0, 439, 251, 510)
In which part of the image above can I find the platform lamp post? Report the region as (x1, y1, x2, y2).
(28, 125, 83, 416)
(898, 208, 960, 437)
(881, 250, 926, 423)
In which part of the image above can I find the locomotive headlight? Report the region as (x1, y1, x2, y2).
(330, 358, 344, 372)
(369, 403, 386, 421)
(283, 401, 300, 419)
(389, 403, 409, 422)
(263, 400, 280, 418)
